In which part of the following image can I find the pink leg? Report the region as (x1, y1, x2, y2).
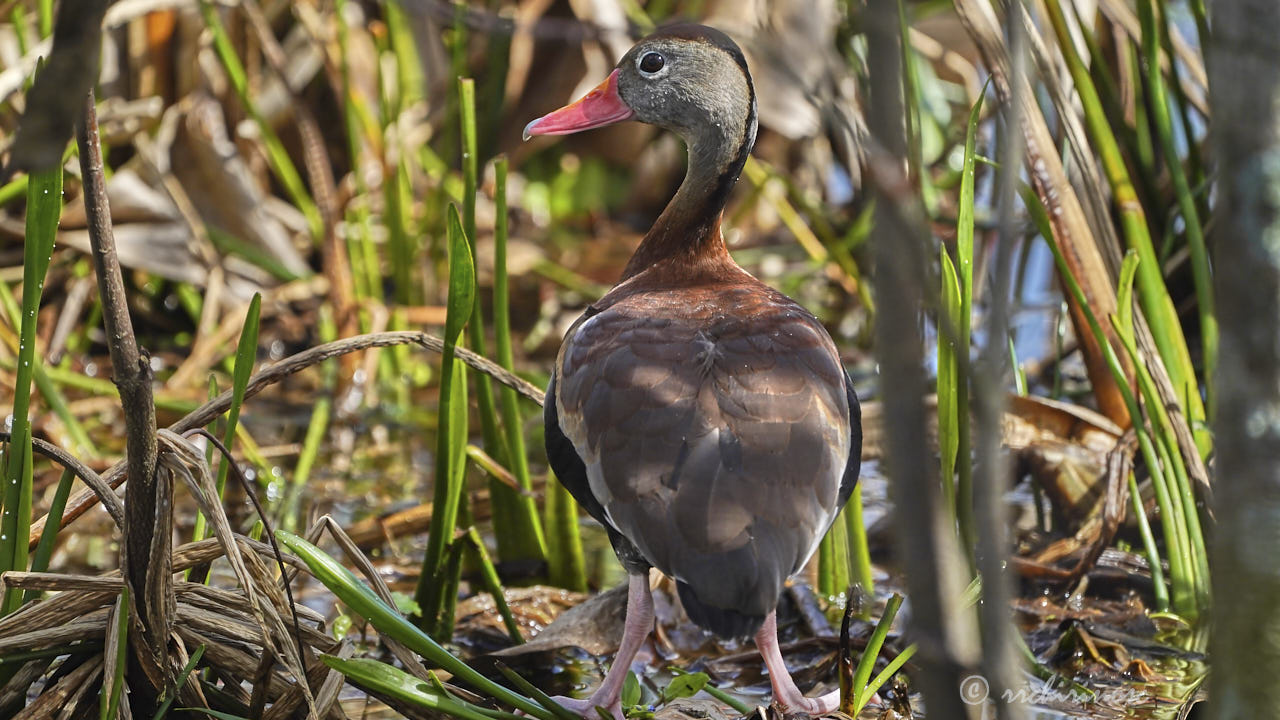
(755, 611, 840, 715)
(552, 573, 654, 719)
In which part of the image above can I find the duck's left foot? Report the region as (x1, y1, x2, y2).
(548, 693, 624, 720)
(770, 688, 839, 716)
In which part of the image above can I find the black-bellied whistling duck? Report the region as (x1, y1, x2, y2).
(524, 24, 862, 718)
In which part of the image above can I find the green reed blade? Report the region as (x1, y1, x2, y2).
(1025, 188, 1195, 614)
(463, 528, 524, 643)
(416, 204, 476, 629)
(1139, 0, 1216, 422)
(25, 467, 73, 602)
(193, 294, 261, 544)
(937, 249, 961, 515)
(897, 0, 937, 213)
(0, 159, 61, 616)
(850, 593, 903, 711)
(152, 644, 205, 720)
(951, 87, 985, 554)
(1112, 254, 1210, 612)
(324, 656, 521, 720)
(279, 531, 556, 720)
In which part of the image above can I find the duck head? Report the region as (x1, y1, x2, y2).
(524, 24, 757, 186)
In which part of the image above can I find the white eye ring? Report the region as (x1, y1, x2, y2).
(636, 51, 668, 78)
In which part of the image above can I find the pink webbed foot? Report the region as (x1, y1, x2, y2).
(548, 694, 624, 720)
(754, 612, 843, 716)
(541, 574, 654, 719)
(769, 688, 840, 716)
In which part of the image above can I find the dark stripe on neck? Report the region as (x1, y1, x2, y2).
(705, 65, 757, 217)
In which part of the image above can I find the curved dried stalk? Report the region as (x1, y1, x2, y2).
(0, 431, 124, 529)
(28, 330, 547, 550)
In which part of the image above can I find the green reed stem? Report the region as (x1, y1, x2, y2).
(36, 0, 51, 37)
(1139, 0, 1216, 421)
(844, 491, 874, 616)
(492, 156, 548, 562)
(384, 0, 424, 107)
(455, 78, 519, 565)
(819, 511, 851, 600)
(544, 471, 587, 593)
(0, 160, 61, 616)
(464, 528, 525, 643)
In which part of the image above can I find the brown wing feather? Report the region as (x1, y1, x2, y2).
(554, 280, 852, 623)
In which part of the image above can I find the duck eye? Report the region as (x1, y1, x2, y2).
(638, 52, 665, 75)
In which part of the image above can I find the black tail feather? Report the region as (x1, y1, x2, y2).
(676, 580, 765, 640)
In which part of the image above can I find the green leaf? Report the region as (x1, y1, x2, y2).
(661, 672, 708, 703)
(392, 591, 421, 617)
(153, 644, 205, 720)
(194, 292, 261, 544)
(276, 530, 557, 720)
(322, 656, 521, 720)
(417, 203, 476, 634)
(670, 668, 750, 715)
(443, 204, 476, 347)
(1115, 250, 1140, 341)
(936, 248, 962, 512)
(621, 671, 642, 708)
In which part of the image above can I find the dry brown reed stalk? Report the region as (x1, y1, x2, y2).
(77, 85, 171, 712)
(0, 431, 351, 716)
